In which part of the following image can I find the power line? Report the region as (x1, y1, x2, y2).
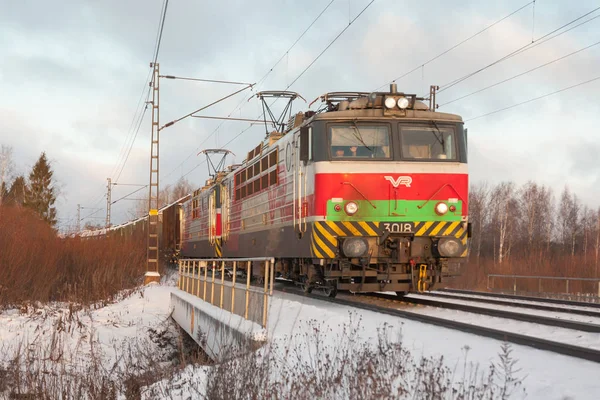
(374, 1, 534, 92)
(159, 84, 254, 130)
(76, 1, 169, 227)
(110, 1, 170, 185)
(111, 185, 149, 205)
(440, 38, 600, 107)
(285, 0, 375, 91)
(160, 1, 337, 183)
(465, 75, 600, 122)
(152, 0, 169, 65)
(110, 1, 169, 182)
(256, 0, 336, 89)
(176, 1, 375, 183)
(115, 89, 151, 182)
(438, 7, 600, 94)
(180, 124, 255, 180)
(161, 75, 254, 86)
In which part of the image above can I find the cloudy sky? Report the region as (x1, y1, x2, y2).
(1, 0, 599, 231)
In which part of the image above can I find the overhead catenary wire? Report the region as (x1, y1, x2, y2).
(465, 75, 600, 122)
(161, 1, 337, 183)
(110, 78, 152, 180)
(438, 6, 600, 94)
(285, 0, 375, 91)
(111, 185, 149, 205)
(176, 0, 376, 181)
(67, 0, 169, 232)
(440, 38, 600, 107)
(111, 0, 169, 183)
(152, 0, 169, 65)
(159, 84, 255, 131)
(115, 89, 151, 182)
(160, 75, 253, 85)
(374, 0, 535, 92)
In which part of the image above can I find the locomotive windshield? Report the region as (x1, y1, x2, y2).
(329, 124, 391, 159)
(400, 126, 457, 161)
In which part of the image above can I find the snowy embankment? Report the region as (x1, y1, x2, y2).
(1, 275, 599, 399)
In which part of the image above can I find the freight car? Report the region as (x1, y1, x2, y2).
(79, 195, 188, 266)
(180, 85, 470, 297)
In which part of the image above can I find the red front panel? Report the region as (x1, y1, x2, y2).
(314, 173, 468, 216)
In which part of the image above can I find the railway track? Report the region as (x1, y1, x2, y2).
(413, 291, 600, 317)
(363, 292, 600, 332)
(439, 288, 600, 309)
(277, 285, 600, 363)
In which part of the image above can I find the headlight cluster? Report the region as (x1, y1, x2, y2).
(384, 96, 410, 110)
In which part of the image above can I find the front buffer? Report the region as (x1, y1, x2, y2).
(309, 219, 468, 294)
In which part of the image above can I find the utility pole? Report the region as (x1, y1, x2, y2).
(139, 69, 253, 285)
(145, 62, 161, 285)
(77, 204, 81, 232)
(106, 178, 112, 228)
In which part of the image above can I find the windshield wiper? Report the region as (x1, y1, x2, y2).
(351, 119, 373, 151)
(430, 120, 445, 147)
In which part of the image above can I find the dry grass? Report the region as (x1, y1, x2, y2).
(0, 315, 208, 399)
(450, 254, 600, 296)
(147, 316, 526, 399)
(0, 205, 147, 309)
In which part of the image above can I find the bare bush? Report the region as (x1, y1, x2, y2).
(0, 205, 147, 309)
(148, 315, 526, 399)
(0, 314, 209, 399)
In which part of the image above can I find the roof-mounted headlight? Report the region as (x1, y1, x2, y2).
(397, 97, 409, 109)
(384, 97, 396, 109)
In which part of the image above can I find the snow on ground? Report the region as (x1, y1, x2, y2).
(2, 274, 599, 399)
(265, 291, 600, 400)
(347, 294, 600, 350)
(0, 273, 186, 399)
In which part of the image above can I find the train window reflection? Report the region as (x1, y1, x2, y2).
(329, 124, 391, 159)
(400, 127, 456, 161)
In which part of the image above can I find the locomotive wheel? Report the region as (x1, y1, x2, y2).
(396, 291, 408, 297)
(301, 277, 313, 294)
(322, 284, 338, 298)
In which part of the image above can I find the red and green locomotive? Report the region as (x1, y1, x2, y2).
(181, 85, 469, 297)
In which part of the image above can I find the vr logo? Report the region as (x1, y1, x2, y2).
(384, 176, 412, 188)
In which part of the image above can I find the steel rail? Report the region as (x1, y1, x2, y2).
(359, 293, 600, 332)
(439, 289, 600, 309)
(413, 291, 600, 317)
(274, 288, 600, 363)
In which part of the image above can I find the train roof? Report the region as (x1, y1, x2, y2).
(309, 86, 463, 123)
(311, 107, 462, 123)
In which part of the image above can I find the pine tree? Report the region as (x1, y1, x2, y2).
(23, 152, 57, 227)
(5, 176, 26, 206)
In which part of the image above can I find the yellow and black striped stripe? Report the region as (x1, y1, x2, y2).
(413, 221, 468, 257)
(310, 220, 468, 259)
(214, 238, 223, 258)
(310, 221, 380, 259)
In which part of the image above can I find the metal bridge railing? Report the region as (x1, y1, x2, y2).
(178, 257, 275, 327)
(487, 274, 600, 303)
